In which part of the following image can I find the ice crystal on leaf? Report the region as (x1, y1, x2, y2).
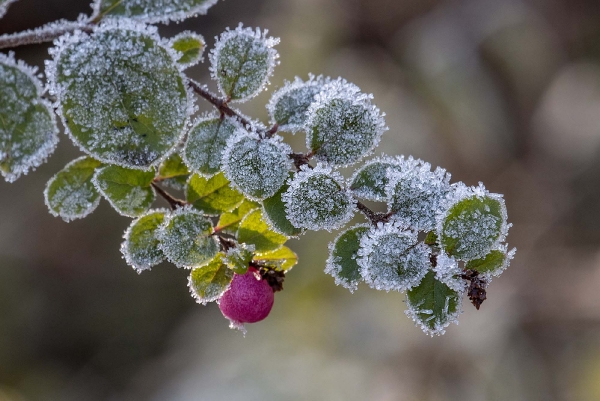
(93, 165, 156, 217)
(386, 156, 451, 231)
(358, 219, 430, 292)
(209, 24, 279, 102)
(437, 183, 509, 261)
(158, 206, 219, 268)
(121, 209, 168, 273)
(224, 243, 255, 274)
(44, 156, 102, 221)
(405, 271, 463, 337)
(267, 74, 330, 133)
(466, 244, 516, 278)
(349, 155, 405, 201)
(222, 130, 291, 200)
(305, 78, 387, 166)
(46, 20, 192, 169)
(168, 31, 205, 68)
(282, 164, 356, 232)
(325, 224, 370, 292)
(0, 52, 59, 183)
(433, 252, 466, 293)
(183, 114, 240, 177)
(188, 253, 234, 305)
(92, 0, 219, 24)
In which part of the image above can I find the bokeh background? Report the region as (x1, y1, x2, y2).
(2, 0, 600, 400)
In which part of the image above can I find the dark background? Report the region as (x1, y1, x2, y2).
(2, 0, 600, 400)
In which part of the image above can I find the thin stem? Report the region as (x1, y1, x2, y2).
(0, 20, 94, 50)
(356, 200, 392, 225)
(151, 182, 187, 210)
(188, 80, 254, 128)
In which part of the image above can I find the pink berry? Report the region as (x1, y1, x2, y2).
(219, 268, 274, 330)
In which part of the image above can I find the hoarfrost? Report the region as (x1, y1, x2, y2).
(266, 74, 330, 133)
(46, 19, 193, 169)
(167, 30, 205, 68)
(282, 164, 356, 232)
(0, 0, 18, 18)
(358, 219, 430, 292)
(434, 252, 466, 293)
(0, 17, 90, 48)
(0, 52, 59, 182)
(349, 154, 405, 202)
(221, 130, 291, 200)
(120, 209, 168, 273)
(324, 224, 370, 293)
(92, 0, 219, 24)
(305, 77, 388, 166)
(385, 156, 451, 231)
(224, 243, 255, 274)
(209, 24, 279, 102)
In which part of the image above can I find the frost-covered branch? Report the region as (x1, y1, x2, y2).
(0, 19, 94, 50)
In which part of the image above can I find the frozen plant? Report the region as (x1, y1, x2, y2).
(0, 0, 516, 336)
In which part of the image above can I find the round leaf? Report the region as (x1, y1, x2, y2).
(169, 31, 205, 68)
(325, 224, 370, 292)
(48, 21, 190, 169)
(188, 253, 234, 305)
(349, 156, 404, 201)
(262, 174, 304, 237)
(253, 246, 298, 271)
(93, 165, 156, 217)
(121, 209, 167, 273)
(93, 0, 219, 23)
(183, 116, 238, 176)
(185, 172, 244, 215)
(216, 200, 260, 235)
(44, 156, 102, 221)
(237, 209, 287, 253)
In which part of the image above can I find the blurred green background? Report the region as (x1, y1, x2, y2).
(2, 0, 600, 400)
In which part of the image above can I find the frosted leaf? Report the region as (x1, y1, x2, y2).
(47, 20, 191, 169)
(92, 0, 219, 24)
(357, 220, 430, 292)
(183, 115, 239, 176)
(158, 151, 189, 180)
(0, 0, 17, 19)
(93, 165, 155, 217)
(158, 206, 219, 268)
(0, 52, 59, 182)
(44, 156, 102, 221)
(121, 209, 168, 273)
(437, 183, 509, 261)
(224, 243, 255, 274)
(168, 31, 205, 68)
(188, 253, 234, 305)
(325, 224, 370, 293)
(349, 155, 406, 201)
(405, 271, 463, 337)
(215, 199, 260, 235)
(237, 208, 287, 252)
(466, 244, 516, 278)
(266, 74, 330, 133)
(282, 164, 356, 232)
(253, 246, 298, 271)
(433, 252, 466, 293)
(222, 131, 291, 200)
(185, 172, 244, 216)
(262, 173, 304, 237)
(209, 24, 279, 102)
(386, 156, 451, 231)
(305, 78, 387, 166)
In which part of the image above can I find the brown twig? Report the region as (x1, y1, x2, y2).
(356, 201, 393, 225)
(151, 182, 187, 210)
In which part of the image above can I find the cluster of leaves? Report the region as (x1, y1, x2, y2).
(0, 0, 515, 336)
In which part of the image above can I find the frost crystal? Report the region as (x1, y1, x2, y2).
(157, 206, 219, 269)
(266, 74, 331, 133)
(385, 156, 451, 231)
(224, 243, 255, 274)
(188, 253, 234, 305)
(209, 24, 279, 102)
(121, 209, 168, 273)
(437, 182, 509, 261)
(349, 155, 405, 201)
(358, 219, 430, 292)
(466, 243, 516, 279)
(433, 252, 466, 293)
(222, 130, 291, 200)
(167, 31, 205, 68)
(183, 114, 240, 177)
(92, 0, 219, 24)
(46, 19, 193, 169)
(305, 78, 387, 166)
(325, 224, 370, 292)
(0, 0, 18, 18)
(0, 52, 59, 182)
(282, 164, 356, 232)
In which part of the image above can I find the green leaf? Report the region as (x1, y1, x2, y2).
(466, 249, 509, 275)
(158, 207, 219, 268)
(93, 165, 156, 217)
(44, 156, 103, 221)
(0, 53, 58, 182)
(262, 175, 304, 237)
(237, 209, 287, 252)
(121, 209, 167, 273)
(94, 0, 218, 23)
(188, 253, 234, 304)
(170, 31, 205, 68)
(210, 25, 279, 101)
(325, 225, 370, 292)
(424, 231, 438, 245)
(253, 246, 298, 271)
(49, 23, 189, 169)
(216, 200, 260, 235)
(158, 152, 189, 180)
(183, 116, 238, 176)
(349, 158, 401, 201)
(406, 271, 462, 336)
(186, 172, 244, 216)
(224, 244, 254, 274)
(439, 189, 507, 261)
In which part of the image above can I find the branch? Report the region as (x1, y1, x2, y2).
(151, 182, 187, 210)
(356, 200, 392, 225)
(0, 20, 94, 50)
